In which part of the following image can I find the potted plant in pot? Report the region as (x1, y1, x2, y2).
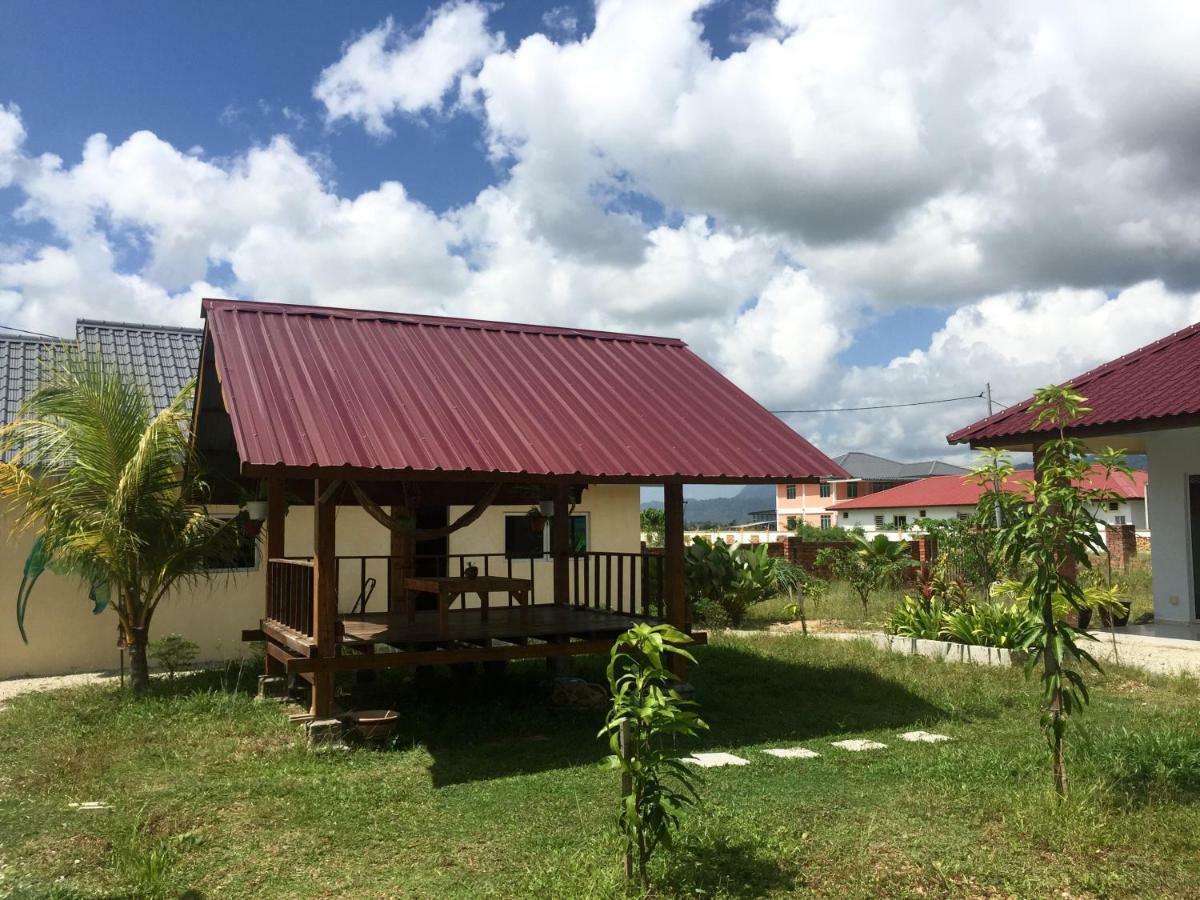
(238, 482, 269, 537)
(526, 505, 548, 534)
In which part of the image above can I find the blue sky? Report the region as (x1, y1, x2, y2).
(2, 0, 1198, 491)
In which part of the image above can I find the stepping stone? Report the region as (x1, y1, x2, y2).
(69, 802, 113, 813)
(831, 739, 887, 751)
(900, 730, 951, 743)
(763, 747, 820, 759)
(681, 752, 750, 768)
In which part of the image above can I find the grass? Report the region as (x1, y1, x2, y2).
(3, 635, 1200, 898)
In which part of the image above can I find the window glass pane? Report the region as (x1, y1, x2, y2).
(819, 483, 831, 498)
(505, 515, 544, 559)
(785, 484, 796, 499)
(819, 515, 831, 529)
(847, 482, 859, 498)
(569, 514, 588, 554)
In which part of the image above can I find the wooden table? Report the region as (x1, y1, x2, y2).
(402, 575, 532, 634)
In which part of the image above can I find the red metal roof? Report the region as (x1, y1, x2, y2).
(828, 466, 1147, 511)
(948, 320, 1200, 446)
(199, 298, 846, 482)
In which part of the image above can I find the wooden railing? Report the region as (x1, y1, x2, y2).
(266, 558, 314, 637)
(330, 551, 665, 619)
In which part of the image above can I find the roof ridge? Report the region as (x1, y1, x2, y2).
(200, 297, 686, 347)
(0, 333, 65, 344)
(77, 319, 204, 335)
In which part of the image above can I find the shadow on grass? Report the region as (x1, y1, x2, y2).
(142, 657, 262, 700)
(663, 834, 797, 898)
(333, 641, 946, 787)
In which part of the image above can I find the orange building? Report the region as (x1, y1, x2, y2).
(775, 452, 968, 531)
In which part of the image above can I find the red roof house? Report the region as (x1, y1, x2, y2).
(829, 466, 1147, 512)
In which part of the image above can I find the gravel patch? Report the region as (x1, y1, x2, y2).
(0, 671, 122, 703)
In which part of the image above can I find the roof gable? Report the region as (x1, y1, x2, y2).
(197, 297, 846, 482)
(948, 319, 1200, 446)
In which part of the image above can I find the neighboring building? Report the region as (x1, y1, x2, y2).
(774, 452, 969, 531)
(829, 466, 1148, 539)
(947, 319, 1200, 626)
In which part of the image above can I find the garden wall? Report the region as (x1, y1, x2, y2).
(770, 536, 935, 583)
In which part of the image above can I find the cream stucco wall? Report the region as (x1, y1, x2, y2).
(447, 484, 641, 606)
(0, 484, 641, 679)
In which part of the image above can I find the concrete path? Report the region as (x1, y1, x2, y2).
(0, 670, 121, 704)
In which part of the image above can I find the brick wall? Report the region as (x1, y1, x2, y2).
(1105, 524, 1137, 571)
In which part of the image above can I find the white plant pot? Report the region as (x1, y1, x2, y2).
(244, 500, 269, 522)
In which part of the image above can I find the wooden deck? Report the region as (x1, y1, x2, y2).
(340, 605, 642, 646)
(257, 604, 704, 677)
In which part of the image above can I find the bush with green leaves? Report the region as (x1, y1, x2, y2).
(816, 533, 917, 616)
(147, 633, 199, 678)
(683, 537, 778, 627)
(639, 507, 665, 547)
(940, 602, 1039, 649)
(886, 595, 946, 641)
(600, 623, 706, 888)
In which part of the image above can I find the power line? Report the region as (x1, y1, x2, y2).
(0, 322, 60, 340)
(770, 392, 985, 415)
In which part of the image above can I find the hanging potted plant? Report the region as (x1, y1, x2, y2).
(238, 482, 269, 537)
(526, 506, 548, 534)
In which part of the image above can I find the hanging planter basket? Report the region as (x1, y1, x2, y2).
(527, 509, 548, 533)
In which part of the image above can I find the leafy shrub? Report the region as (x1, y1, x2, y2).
(691, 597, 730, 629)
(886, 595, 945, 640)
(683, 538, 777, 627)
(941, 603, 1040, 649)
(148, 633, 199, 678)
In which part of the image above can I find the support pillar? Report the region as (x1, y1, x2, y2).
(264, 477, 286, 676)
(552, 485, 571, 605)
(664, 482, 688, 681)
(311, 479, 338, 718)
(389, 500, 414, 615)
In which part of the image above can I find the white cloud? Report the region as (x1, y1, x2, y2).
(5, 1, 1200, 469)
(0, 103, 25, 187)
(314, 2, 503, 135)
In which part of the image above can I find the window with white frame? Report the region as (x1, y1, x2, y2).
(874, 514, 885, 529)
(504, 512, 589, 559)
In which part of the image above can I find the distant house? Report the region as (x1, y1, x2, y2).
(775, 451, 969, 531)
(829, 466, 1148, 538)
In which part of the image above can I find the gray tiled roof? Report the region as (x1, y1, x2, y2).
(832, 451, 969, 481)
(76, 320, 202, 415)
(1, 321, 203, 431)
(0, 334, 62, 426)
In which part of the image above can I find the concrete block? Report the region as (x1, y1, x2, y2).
(256, 675, 289, 701)
(305, 717, 346, 750)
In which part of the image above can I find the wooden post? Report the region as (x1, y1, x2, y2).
(552, 485, 571, 605)
(664, 482, 688, 680)
(311, 479, 338, 718)
(264, 478, 286, 676)
(389, 500, 414, 615)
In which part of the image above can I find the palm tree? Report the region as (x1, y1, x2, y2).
(854, 533, 918, 588)
(0, 353, 241, 693)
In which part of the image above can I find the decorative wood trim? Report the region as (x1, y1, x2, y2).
(347, 478, 503, 539)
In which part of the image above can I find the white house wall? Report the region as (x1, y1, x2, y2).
(1143, 427, 1200, 623)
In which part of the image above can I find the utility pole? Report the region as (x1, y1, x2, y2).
(986, 382, 1003, 529)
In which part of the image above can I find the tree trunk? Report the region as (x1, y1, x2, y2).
(1043, 600, 1067, 797)
(128, 626, 151, 695)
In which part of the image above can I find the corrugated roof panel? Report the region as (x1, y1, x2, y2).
(949, 320, 1200, 445)
(201, 298, 846, 481)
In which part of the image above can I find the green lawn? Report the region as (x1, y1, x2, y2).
(2, 632, 1199, 898)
